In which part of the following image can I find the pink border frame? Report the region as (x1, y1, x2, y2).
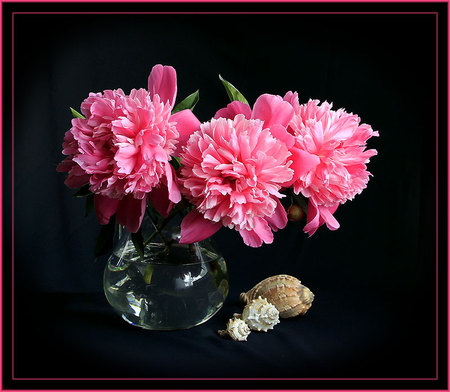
(3, 2, 446, 390)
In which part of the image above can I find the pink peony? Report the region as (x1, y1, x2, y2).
(178, 94, 295, 247)
(283, 92, 379, 236)
(57, 65, 201, 232)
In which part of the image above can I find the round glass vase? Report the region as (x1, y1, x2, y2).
(103, 217, 229, 331)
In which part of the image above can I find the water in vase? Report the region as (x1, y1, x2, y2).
(104, 241, 229, 330)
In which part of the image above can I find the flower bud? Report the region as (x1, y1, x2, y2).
(287, 204, 305, 222)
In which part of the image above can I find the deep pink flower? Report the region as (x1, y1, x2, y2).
(178, 95, 295, 247)
(302, 199, 339, 237)
(57, 65, 201, 232)
(283, 92, 379, 236)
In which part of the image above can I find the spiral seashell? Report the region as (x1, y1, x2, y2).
(240, 274, 314, 318)
(241, 296, 280, 332)
(218, 316, 251, 341)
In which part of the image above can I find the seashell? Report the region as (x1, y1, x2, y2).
(241, 296, 280, 332)
(240, 274, 314, 318)
(218, 316, 251, 341)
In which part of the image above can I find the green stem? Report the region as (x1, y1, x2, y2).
(145, 208, 170, 247)
(143, 230, 159, 247)
(142, 203, 189, 247)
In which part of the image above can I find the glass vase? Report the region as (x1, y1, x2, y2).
(103, 216, 229, 330)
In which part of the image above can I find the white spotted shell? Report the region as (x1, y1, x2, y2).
(240, 274, 314, 318)
(224, 317, 251, 341)
(241, 296, 280, 332)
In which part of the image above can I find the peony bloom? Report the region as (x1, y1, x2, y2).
(178, 94, 295, 247)
(283, 92, 379, 236)
(57, 65, 201, 232)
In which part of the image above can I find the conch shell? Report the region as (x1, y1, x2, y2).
(240, 274, 314, 318)
(218, 317, 251, 341)
(241, 296, 280, 332)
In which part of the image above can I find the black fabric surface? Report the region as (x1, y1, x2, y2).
(4, 2, 447, 389)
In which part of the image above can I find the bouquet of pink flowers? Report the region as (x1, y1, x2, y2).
(57, 64, 378, 254)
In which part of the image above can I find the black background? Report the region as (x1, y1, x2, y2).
(3, 2, 448, 390)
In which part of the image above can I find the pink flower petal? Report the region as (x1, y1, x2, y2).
(165, 163, 182, 203)
(169, 109, 201, 156)
(94, 194, 120, 225)
(57, 159, 90, 188)
(90, 99, 114, 120)
(252, 94, 294, 128)
(266, 198, 288, 231)
(116, 196, 146, 233)
(303, 199, 320, 237)
(64, 174, 90, 189)
(239, 228, 263, 248)
(282, 147, 321, 188)
(214, 101, 252, 120)
(318, 204, 340, 230)
(179, 209, 222, 244)
(239, 219, 274, 248)
(268, 124, 295, 149)
(291, 147, 321, 176)
(252, 218, 274, 244)
(303, 199, 339, 236)
(283, 91, 300, 111)
(147, 183, 173, 218)
(148, 64, 177, 108)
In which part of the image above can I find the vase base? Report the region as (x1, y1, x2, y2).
(120, 302, 224, 331)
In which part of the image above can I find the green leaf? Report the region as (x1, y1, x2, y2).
(70, 107, 86, 119)
(94, 218, 116, 257)
(170, 156, 182, 170)
(143, 264, 154, 285)
(74, 184, 92, 198)
(131, 230, 145, 261)
(85, 194, 94, 217)
(219, 74, 249, 105)
(173, 156, 181, 165)
(172, 90, 200, 114)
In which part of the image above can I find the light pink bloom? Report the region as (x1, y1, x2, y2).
(283, 92, 379, 236)
(178, 95, 294, 247)
(57, 65, 201, 232)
